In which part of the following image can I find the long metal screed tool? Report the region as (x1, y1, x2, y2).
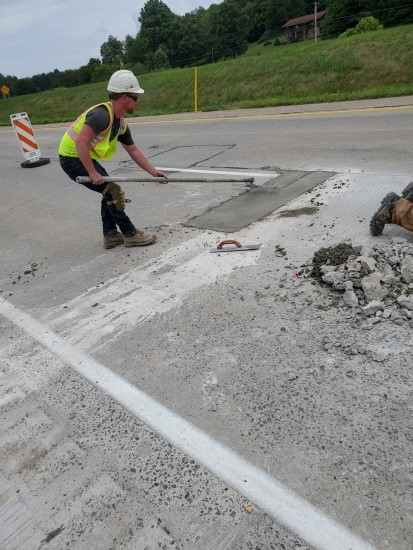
(76, 176, 256, 187)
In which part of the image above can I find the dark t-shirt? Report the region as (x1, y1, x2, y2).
(85, 105, 134, 146)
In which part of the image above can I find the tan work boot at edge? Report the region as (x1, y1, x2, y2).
(124, 231, 157, 247)
(369, 192, 400, 236)
(104, 232, 124, 249)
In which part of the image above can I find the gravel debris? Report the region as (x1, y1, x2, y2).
(303, 238, 413, 327)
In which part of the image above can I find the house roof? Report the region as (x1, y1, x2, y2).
(282, 10, 327, 28)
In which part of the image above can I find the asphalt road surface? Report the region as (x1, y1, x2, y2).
(1, 97, 412, 549)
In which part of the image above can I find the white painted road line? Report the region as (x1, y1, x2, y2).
(0, 297, 375, 550)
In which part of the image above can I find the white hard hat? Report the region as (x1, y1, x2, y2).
(107, 70, 144, 94)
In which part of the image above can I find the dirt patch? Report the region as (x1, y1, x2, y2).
(311, 242, 362, 282)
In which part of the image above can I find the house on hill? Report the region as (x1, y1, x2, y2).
(282, 10, 327, 43)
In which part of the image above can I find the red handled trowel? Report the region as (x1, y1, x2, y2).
(210, 239, 261, 253)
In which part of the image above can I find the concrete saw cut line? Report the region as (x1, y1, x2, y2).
(0, 297, 375, 550)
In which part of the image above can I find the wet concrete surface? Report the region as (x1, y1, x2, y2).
(186, 171, 335, 232)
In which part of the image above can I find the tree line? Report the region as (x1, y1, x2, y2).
(1, 0, 411, 97)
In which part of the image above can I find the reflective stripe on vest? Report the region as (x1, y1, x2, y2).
(58, 102, 127, 160)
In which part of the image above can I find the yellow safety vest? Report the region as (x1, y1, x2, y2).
(58, 102, 127, 160)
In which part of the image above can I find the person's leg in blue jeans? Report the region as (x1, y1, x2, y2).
(59, 157, 157, 248)
(60, 157, 136, 235)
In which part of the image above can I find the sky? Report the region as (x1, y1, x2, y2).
(0, 0, 217, 79)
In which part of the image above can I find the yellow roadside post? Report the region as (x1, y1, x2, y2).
(194, 66, 198, 113)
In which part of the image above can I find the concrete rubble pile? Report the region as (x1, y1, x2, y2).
(307, 237, 413, 327)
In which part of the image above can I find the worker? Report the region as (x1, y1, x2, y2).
(370, 182, 413, 236)
(59, 69, 167, 249)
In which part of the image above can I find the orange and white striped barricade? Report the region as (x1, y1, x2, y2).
(10, 112, 50, 168)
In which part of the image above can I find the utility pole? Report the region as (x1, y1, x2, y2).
(314, 1, 318, 43)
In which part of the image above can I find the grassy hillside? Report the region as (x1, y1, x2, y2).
(1, 25, 412, 126)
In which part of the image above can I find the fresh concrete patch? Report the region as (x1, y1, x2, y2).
(185, 170, 335, 232)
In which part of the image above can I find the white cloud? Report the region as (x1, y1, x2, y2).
(0, 1, 65, 36)
(0, 0, 217, 79)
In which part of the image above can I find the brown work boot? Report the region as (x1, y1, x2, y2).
(369, 192, 400, 236)
(402, 181, 413, 200)
(104, 232, 124, 249)
(123, 230, 157, 247)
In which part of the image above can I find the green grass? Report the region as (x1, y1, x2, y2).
(1, 25, 412, 126)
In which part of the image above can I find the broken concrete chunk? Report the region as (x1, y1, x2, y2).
(400, 258, 413, 284)
(310, 241, 413, 326)
(343, 289, 359, 307)
(361, 275, 388, 302)
(322, 271, 345, 286)
(356, 256, 376, 272)
(382, 309, 392, 319)
(397, 295, 413, 311)
(388, 255, 402, 266)
(320, 265, 337, 274)
(390, 310, 404, 325)
(361, 301, 384, 316)
(391, 237, 407, 245)
(401, 309, 413, 319)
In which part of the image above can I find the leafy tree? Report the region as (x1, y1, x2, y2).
(14, 78, 37, 95)
(339, 15, 383, 36)
(124, 33, 147, 65)
(355, 15, 383, 31)
(152, 47, 170, 70)
(59, 69, 82, 87)
(8, 0, 411, 94)
(100, 35, 124, 65)
(322, 0, 364, 38)
(77, 58, 101, 85)
(164, 9, 212, 67)
(31, 73, 52, 92)
(91, 63, 119, 83)
(78, 66, 93, 85)
(275, 0, 310, 30)
(240, 0, 322, 42)
(138, 0, 177, 57)
(241, 1, 269, 41)
(210, 0, 249, 60)
(323, 0, 411, 38)
(364, 0, 413, 28)
(49, 68, 74, 89)
(188, 8, 214, 64)
(88, 57, 101, 66)
(127, 62, 148, 76)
